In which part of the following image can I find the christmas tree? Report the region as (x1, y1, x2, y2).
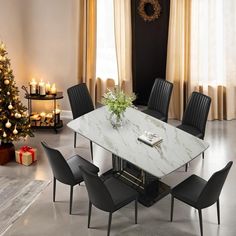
(0, 42, 33, 144)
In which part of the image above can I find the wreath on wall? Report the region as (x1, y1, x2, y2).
(138, 0, 161, 22)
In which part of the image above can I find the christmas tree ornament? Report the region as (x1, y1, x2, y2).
(7, 92, 10, 95)
(4, 79, 10, 85)
(8, 103, 13, 110)
(3, 132, 7, 137)
(13, 126, 18, 135)
(0, 56, 6, 61)
(0, 42, 5, 50)
(5, 120, 12, 128)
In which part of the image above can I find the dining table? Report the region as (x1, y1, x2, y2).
(67, 106, 209, 206)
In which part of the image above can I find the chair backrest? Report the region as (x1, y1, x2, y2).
(79, 166, 115, 212)
(197, 161, 233, 209)
(41, 142, 76, 185)
(67, 83, 94, 119)
(182, 92, 211, 138)
(147, 78, 173, 120)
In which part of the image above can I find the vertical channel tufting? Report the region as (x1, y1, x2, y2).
(182, 92, 211, 138)
(67, 83, 94, 119)
(147, 78, 173, 120)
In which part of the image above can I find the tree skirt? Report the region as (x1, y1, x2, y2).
(0, 176, 50, 235)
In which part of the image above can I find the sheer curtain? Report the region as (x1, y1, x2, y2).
(114, 0, 133, 95)
(95, 0, 132, 101)
(167, 0, 236, 120)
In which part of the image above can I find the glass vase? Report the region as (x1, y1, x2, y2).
(109, 112, 124, 129)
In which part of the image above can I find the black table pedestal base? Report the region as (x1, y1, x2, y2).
(100, 168, 170, 207)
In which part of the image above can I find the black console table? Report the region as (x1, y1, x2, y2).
(25, 92, 63, 133)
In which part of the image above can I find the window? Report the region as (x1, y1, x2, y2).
(96, 0, 118, 84)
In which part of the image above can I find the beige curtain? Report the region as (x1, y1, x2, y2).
(166, 0, 191, 120)
(167, 0, 236, 120)
(113, 0, 133, 95)
(189, 0, 236, 120)
(77, 0, 97, 104)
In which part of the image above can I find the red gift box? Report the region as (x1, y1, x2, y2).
(15, 146, 37, 166)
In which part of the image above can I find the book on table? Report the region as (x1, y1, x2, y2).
(138, 132, 163, 147)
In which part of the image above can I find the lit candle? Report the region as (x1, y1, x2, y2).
(45, 82, 51, 94)
(51, 83, 57, 95)
(38, 80, 46, 96)
(29, 78, 37, 95)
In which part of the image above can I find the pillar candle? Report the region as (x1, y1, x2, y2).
(38, 80, 46, 96)
(29, 79, 37, 95)
(45, 82, 51, 94)
(51, 84, 57, 95)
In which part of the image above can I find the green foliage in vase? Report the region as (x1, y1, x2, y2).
(0, 41, 34, 143)
(102, 87, 136, 119)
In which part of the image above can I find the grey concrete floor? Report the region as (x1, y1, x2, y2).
(1, 118, 236, 236)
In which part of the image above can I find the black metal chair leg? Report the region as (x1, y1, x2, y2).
(135, 199, 138, 224)
(69, 185, 74, 214)
(185, 164, 188, 172)
(107, 212, 112, 236)
(90, 141, 93, 161)
(202, 152, 205, 159)
(74, 132, 77, 148)
(198, 209, 203, 236)
(217, 199, 220, 225)
(53, 177, 56, 202)
(170, 195, 174, 221)
(88, 201, 92, 228)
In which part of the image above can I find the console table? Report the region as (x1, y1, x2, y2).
(25, 92, 63, 133)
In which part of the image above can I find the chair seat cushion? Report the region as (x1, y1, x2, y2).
(142, 109, 166, 121)
(177, 124, 203, 139)
(67, 155, 99, 184)
(104, 177, 138, 211)
(171, 174, 207, 207)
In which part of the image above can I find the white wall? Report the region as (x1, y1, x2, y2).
(0, 0, 26, 96)
(0, 0, 79, 111)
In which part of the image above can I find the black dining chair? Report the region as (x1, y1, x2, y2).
(79, 166, 138, 236)
(170, 161, 233, 236)
(41, 141, 99, 214)
(67, 83, 94, 159)
(177, 91, 211, 171)
(142, 78, 173, 122)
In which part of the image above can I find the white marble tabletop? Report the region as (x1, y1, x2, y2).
(67, 107, 209, 179)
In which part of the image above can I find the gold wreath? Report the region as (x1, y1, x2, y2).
(138, 0, 161, 22)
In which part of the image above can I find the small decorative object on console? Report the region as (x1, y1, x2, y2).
(15, 146, 37, 166)
(102, 87, 136, 128)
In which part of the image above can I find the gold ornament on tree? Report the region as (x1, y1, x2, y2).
(4, 79, 9, 85)
(8, 103, 13, 110)
(13, 126, 18, 135)
(5, 120, 12, 128)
